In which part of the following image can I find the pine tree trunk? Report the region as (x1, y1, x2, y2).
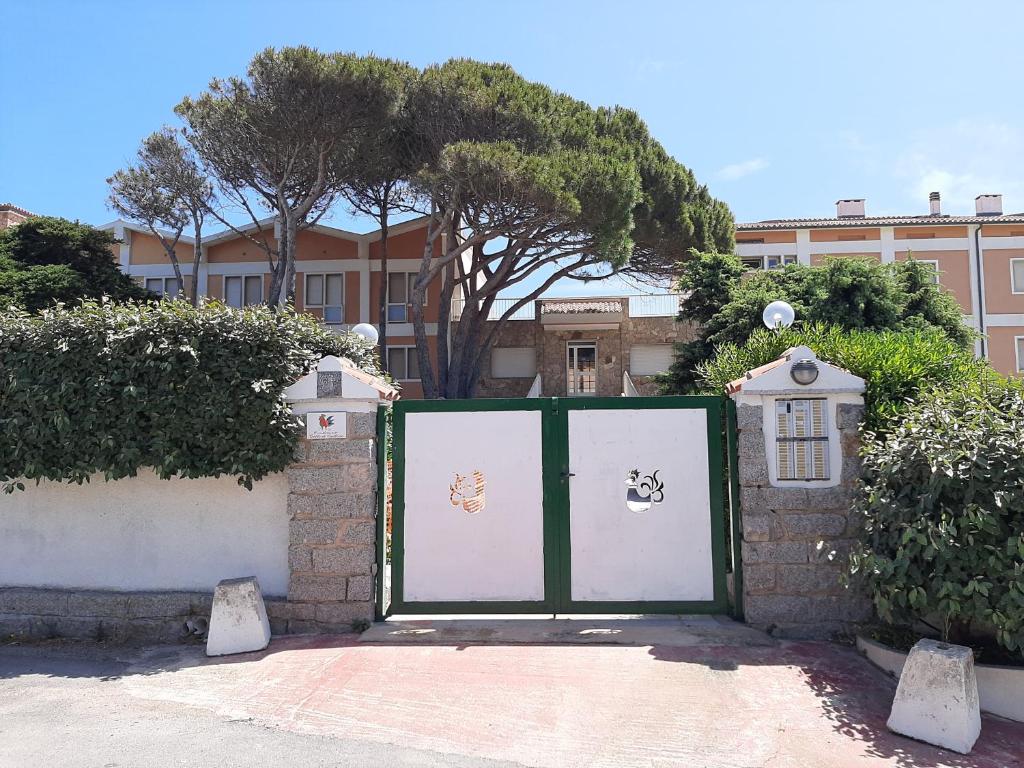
(378, 214, 389, 372)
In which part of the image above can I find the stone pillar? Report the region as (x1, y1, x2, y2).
(272, 360, 389, 634)
(730, 346, 872, 638)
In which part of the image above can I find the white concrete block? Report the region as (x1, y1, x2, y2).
(206, 577, 272, 657)
(887, 639, 981, 754)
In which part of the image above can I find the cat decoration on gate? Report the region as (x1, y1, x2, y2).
(449, 471, 486, 514)
(625, 469, 665, 514)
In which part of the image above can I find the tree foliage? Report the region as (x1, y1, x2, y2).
(400, 59, 733, 398)
(107, 128, 212, 305)
(849, 381, 1024, 655)
(695, 323, 996, 434)
(0, 300, 378, 491)
(0, 217, 148, 312)
(176, 47, 401, 306)
(661, 254, 974, 392)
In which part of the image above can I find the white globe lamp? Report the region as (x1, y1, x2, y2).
(762, 301, 795, 331)
(351, 323, 379, 345)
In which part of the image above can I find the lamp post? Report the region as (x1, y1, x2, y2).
(762, 300, 795, 331)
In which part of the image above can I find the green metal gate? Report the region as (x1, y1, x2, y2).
(379, 396, 734, 617)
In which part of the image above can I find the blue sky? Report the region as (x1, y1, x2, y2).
(2, 0, 1022, 296)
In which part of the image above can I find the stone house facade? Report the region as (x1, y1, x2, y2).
(470, 296, 698, 398)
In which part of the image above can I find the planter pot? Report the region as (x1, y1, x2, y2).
(856, 634, 1024, 723)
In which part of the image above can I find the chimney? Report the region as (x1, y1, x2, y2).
(975, 194, 1003, 216)
(929, 191, 942, 216)
(836, 198, 865, 219)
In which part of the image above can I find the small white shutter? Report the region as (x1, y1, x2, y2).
(491, 347, 537, 379)
(629, 344, 674, 376)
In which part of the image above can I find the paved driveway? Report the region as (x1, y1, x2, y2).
(1, 618, 1021, 767)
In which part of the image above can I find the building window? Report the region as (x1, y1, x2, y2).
(775, 399, 829, 481)
(387, 346, 420, 381)
(387, 272, 423, 323)
(491, 347, 537, 378)
(741, 255, 797, 271)
(629, 344, 674, 376)
(305, 273, 344, 324)
(224, 275, 263, 308)
(145, 277, 182, 298)
(1016, 337, 1024, 373)
(917, 259, 940, 285)
(1011, 259, 1024, 294)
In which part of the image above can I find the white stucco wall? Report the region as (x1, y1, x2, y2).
(0, 470, 290, 596)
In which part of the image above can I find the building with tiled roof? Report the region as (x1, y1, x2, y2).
(734, 193, 1024, 377)
(0, 203, 35, 229)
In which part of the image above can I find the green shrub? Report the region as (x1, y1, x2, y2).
(660, 253, 973, 392)
(695, 323, 996, 433)
(849, 382, 1024, 654)
(0, 299, 378, 490)
(0, 217, 149, 310)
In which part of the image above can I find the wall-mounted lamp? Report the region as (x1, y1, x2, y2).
(790, 359, 819, 385)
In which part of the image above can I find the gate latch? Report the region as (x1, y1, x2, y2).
(560, 470, 576, 480)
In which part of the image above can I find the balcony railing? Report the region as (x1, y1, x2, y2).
(451, 298, 536, 321)
(450, 294, 681, 321)
(627, 294, 681, 317)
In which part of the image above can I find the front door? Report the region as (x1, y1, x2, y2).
(567, 342, 597, 396)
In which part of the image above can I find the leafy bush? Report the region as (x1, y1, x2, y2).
(849, 382, 1024, 654)
(0, 300, 378, 490)
(694, 323, 995, 433)
(0, 217, 149, 311)
(661, 253, 973, 392)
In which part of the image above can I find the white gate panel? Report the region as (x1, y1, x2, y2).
(402, 410, 545, 602)
(567, 408, 714, 602)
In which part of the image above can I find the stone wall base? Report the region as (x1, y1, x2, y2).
(0, 587, 370, 644)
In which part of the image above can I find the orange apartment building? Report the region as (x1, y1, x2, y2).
(103, 215, 445, 397)
(734, 193, 1024, 377)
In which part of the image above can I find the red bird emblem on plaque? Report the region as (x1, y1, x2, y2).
(318, 414, 334, 430)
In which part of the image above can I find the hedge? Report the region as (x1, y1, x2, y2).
(0, 300, 379, 490)
(694, 323, 996, 434)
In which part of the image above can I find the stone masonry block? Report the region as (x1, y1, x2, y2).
(315, 601, 373, 627)
(836, 403, 865, 430)
(735, 404, 763, 431)
(289, 518, 341, 545)
(340, 520, 376, 546)
(841, 430, 860, 455)
(738, 461, 769, 487)
(781, 513, 849, 539)
(742, 515, 772, 542)
(776, 564, 843, 595)
(806, 486, 854, 510)
(0, 588, 68, 616)
(265, 601, 316, 622)
(127, 592, 209, 619)
(287, 465, 350, 494)
(742, 540, 808, 565)
(68, 591, 129, 618)
(288, 575, 347, 603)
(348, 411, 377, 438)
(288, 545, 314, 573)
(743, 486, 811, 513)
(312, 546, 374, 576)
(737, 431, 766, 462)
(840, 456, 862, 484)
(305, 438, 375, 465)
(742, 564, 776, 594)
(744, 594, 812, 624)
(810, 594, 873, 623)
(288, 492, 375, 520)
(346, 575, 374, 601)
